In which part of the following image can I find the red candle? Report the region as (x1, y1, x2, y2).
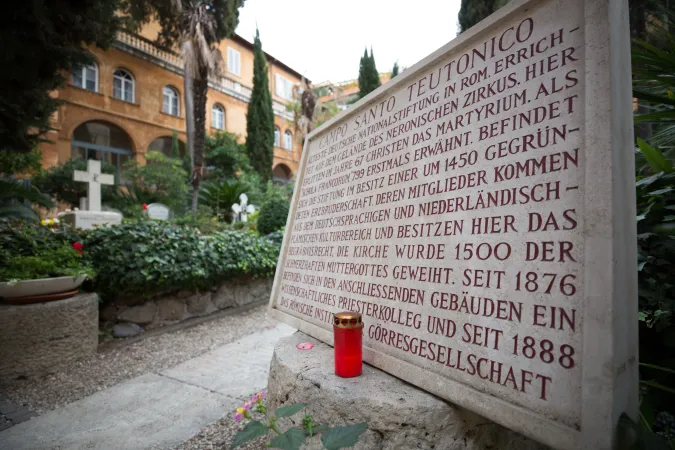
(333, 311, 363, 378)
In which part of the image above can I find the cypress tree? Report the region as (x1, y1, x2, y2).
(457, 0, 510, 33)
(368, 48, 381, 91)
(245, 29, 274, 183)
(357, 48, 370, 99)
(391, 61, 400, 79)
(358, 47, 381, 99)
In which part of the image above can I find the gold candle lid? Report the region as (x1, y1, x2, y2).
(333, 311, 363, 329)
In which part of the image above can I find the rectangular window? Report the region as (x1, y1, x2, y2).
(85, 67, 97, 91)
(72, 65, 98, 92)
(227, 47, 241, 76)
(113, 78, 122, 100)
(275, 74, 294, 100)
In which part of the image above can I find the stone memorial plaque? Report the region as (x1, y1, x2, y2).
(147, 203, 171, 221)
(268, 0, 638, 448)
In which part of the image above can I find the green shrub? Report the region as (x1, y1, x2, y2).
(199, 178, 248, 222)
(205, 131, 251, 180)
(257, 197, 290, 236)
(0, 221, 91, 281)
(0, 148, 42, 175)
(84, 220, 279, 298)
(170, 205, 229, 235)
(109, 151, 189, 217)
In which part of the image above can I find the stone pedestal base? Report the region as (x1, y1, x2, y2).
(0, 293, 98, 382)
(267, 332, 546, 450)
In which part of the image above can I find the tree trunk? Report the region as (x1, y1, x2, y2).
(190, 66, 209, 212)
(184, 63, 196, 213)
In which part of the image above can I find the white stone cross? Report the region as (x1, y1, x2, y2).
(73, 160, 114, 212)
(231, 193, 255, 222)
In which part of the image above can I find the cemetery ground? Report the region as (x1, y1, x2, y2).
(0, 305, 289, 449)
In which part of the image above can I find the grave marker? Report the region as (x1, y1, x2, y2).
(62, 160, 122, 229)
(146, 203, 171, 221)
(268, 0, 638, 448)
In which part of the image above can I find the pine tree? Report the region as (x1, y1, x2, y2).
(391, 61, 400, 79)
(245, 29, 274, 183)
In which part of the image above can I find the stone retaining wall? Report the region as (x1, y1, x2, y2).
(268, 332, 547, 450)
(0, 293, 98, 382)
(100, 276, 273, 330)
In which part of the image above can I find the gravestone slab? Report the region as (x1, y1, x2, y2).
(60, 211, 122, 230)
(147, 203, 171, 221)
(268, 0, 637, 448)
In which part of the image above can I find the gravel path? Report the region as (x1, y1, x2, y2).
(0, 305, 278, 414)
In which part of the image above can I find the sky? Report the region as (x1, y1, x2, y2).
(236, 0, 462, 84)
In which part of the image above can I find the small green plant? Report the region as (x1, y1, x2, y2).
(231, 391, 367, 450)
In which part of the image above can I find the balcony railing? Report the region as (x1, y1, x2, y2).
(116, 31, 183, 68)
(115, 31, 293, 120)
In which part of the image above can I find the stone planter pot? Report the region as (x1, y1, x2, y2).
(0, 275, 87, 304)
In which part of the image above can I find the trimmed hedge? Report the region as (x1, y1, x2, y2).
(84, 220, 280, 298)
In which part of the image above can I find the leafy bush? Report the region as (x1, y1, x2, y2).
(84, 220, 280, 298)
(0, 178, 53, 221)
(33, 159, 117, 207)
(0, 221, 90, 281)
(109, 151, 189, 216)
(199, 178, 249, 222)
(205, 131, 251, 180)
(0, 247, 90, 281)
(633, 14, 675, 444)
(257, 197, 290, 236)
(0, 148, 42, 175)
(170, 205, 229, 235)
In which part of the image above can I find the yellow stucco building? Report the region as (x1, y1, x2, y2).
(39, 27, 307, 184)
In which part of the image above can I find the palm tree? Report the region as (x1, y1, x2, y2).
(180, 1, 222, 211)
(286, 79, 339, 145)
(123, 0, 244, 212)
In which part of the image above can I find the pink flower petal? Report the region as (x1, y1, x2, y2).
(296, 342, 314, 351)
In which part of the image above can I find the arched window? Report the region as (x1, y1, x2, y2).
(212, 104, 225, 130)
(273, 164, 292, 184)
(162, 86, 180, 116)
(274, 127, 281, 147)
(72, 121, 133, 179)
(72, 63, 98, 92)
(113, 69, 135, 103)
(284, 130, 293, 150)
(148, 136, 186, 158)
